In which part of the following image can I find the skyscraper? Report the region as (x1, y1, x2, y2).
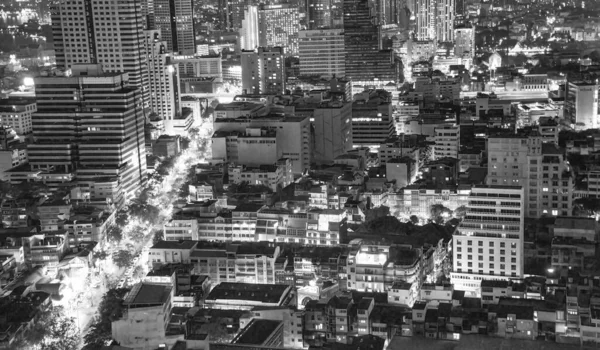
(241, 47, 285, 95)
(415, 0, 455, 42)
(450, 185, 525, 296)
(343, 0, 398, 83)
(153, 0, 195, 54)
(298, 29, 345, 77)
(28, 64, 147, 196)
(144, 30, 181, 134)
(240, 5, 259, 51)
(258, 4, 300, 56)
(51, 0, 149, 105)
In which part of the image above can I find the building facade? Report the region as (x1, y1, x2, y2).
(298, 29, 345, 78)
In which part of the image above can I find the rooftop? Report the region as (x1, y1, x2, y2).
(234, 319, 282, 345)
(151, 240, 198, 250)
(123, 283, 172, 306)
(205, 283, 290, 303)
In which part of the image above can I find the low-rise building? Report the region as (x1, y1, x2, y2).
(203, 282, 294, 310)
(112, 283, 173, 349)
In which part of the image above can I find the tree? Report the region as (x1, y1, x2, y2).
(196, 318, 234, 343)
(410, 215, 420, 224)
(112, 249, 134, 269)
(573, 197, 600, 217)
(364, 205, 391, 222)
(454, 205, 467, 219)
(430, 204, 452, 224)
(152, 229, 164, 246)
(107, 226, 123, 243)
(115, 210, 129, 227)
(83, 288, 129, 350)
(12, 306, 80, 350)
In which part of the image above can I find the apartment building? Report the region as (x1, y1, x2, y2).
(451, 185, 525, 296)
(228, 158, 294, 193)
(487, 131, 573, 218)
(0, 98, 36, 136)
(433, 125, 460, 159)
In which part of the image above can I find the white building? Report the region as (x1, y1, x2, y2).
(565, 81, 599, 130)
(433, 124, 460, 159)
(0, 98, 36, 136)
(228, 158, 294, 192)
(451, 185, 525, 297)
(240, 5, 259, 50)
(144, 30, 182, 135)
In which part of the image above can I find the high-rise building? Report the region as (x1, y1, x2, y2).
(51, 0, 149, 105)
(565, 80, 599, 130)
(486, 130, 573, 218)
(153, 0, 195, 54)
(240, 5, 259, 51)
(450, 185, 525, 296)
(415, 0, 455, 42)
(351, 90, 396, 148)
(28, 64, 147, 197)
(307, 0, 342, 29)
(454, 23, 475, 58)
(312, 102, 353, 163)
(343, 0, 398, 84)
(241, 47, 285, 95)
(144, 30, 182, 135)
(298, 29, 345, 78)
(258, 4, 300, 56)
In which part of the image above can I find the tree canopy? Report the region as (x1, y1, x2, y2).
(12, 306, 80, 350)
(83, 288, 129, 350)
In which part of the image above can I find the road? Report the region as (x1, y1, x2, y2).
(75, 114, 214, 347)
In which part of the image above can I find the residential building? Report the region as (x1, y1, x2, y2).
(346, 243, 423, 293)
(30, 231, 70, 274)
(153, 0, 195, 54)
(298, 29, 345, 78)
(241, 47, 285, 95)
(454, 24, 475, 58)
(386, 157, 417, 188)
(144, 30, 182, 134)
(433, 125, 460, 159)
(112, 283, 173, 349)
(203, 282, 294, 310)
(379, 135, 421, 165)
(516, 102, 560, 127)
(148, 240, 198, 267)
(550, 217, 599, 272)
(51, 0, 149, 105)
(487, 132, 573, 218)
(0, 98, 36, 136)
(402, 186, 470, 217)
(451, 185, 525, 296)
(28, 64, 147, 197)
(258, 4, 300, 56)
(228, 158, 294, 192)
(343, 0, 398, 84)
(173, 54, 223, 80)
(565, 80, 599, 130)
(416, 0, 455, 42)
(1, 200, 30, 228)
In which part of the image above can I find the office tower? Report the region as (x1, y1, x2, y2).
(240, 5, 259, 50)
(153, 0, 195, 54)
(141, 0, 155, 29)
(374, 0, 397, 25)
(486, 131, 573, 218)
(258, 4, 300, 56)
(144, 30, 182, 134)
(312, 102, 353, 163)
(298, 29, 345, 78)
(415, 0, 455, 42)
(454, 23, 475, 58)
(28, 64, 147, 197)
(343, 0, 398, 84)
(565, 80, 599, 129)
(450, 185, 524, 296)
(241, 47, 285, 95)
(51, 0, 149, 106)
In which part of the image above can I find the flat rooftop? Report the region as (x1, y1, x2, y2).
(234, 319, 281, 345)
(205, 283, 290, 303)
(123, 283, 172, 306)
